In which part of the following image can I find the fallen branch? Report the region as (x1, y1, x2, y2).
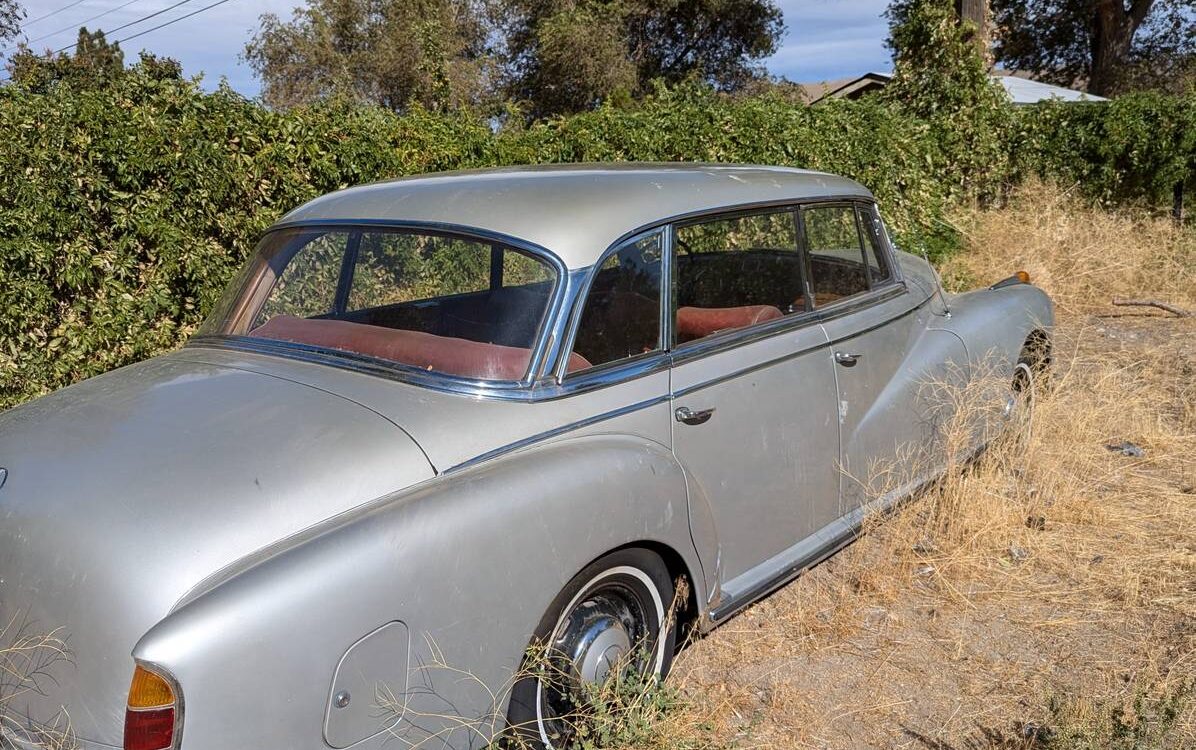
(1111, 298, 1192, 318)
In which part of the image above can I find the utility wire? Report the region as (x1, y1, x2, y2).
(42, 0, 194, 53)
(1, 0, 235, 82)
(22, 0, 88, 28)
(111, 0, 234, 45)
(21, 0, 144, 48)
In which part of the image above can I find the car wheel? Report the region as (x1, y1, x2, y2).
(505, 548, 677, 749)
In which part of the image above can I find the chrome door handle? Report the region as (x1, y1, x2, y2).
(675, 406, 715, 425)
(834, 351, 862, 366)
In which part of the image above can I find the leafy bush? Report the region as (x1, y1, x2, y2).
(1014, 92, 1196, 206)
(0, 64, 1193, 408)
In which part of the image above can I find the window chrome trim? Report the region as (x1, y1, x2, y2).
(601, 193, 875, 253)
(553, 227, 669, 382)
(854, 201, 904, 286)
(187, 219, 569, 398)
(544, 196, 905, 393)
(195, 202, 906, 403)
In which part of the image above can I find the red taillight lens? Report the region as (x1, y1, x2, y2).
(124, 706, 175, 750)
(124, 665, 177, 750)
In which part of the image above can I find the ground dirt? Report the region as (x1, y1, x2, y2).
(651, 187, 1196, 750)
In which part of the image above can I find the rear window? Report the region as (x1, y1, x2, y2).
(198, 227, 558, 382)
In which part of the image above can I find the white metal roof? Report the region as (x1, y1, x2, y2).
(996, 75, 1108, 104)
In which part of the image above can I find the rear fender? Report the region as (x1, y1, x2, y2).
(131, 433, 699, 750)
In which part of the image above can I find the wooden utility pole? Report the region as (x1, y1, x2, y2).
(956, 0, 991, 61)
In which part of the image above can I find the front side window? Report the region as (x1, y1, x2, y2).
(570, 232, 663, 372)
(672, 210, 805, 345)
(803, 205, 869, 306)
(198, 227, 557, 382)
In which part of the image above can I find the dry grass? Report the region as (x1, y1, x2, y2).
(0, 620, 75, 750)
(941, 182, 1196, 314)
(639, 184, 1196, 750)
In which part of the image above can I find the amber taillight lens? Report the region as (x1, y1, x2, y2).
(124, 665, 178, 750)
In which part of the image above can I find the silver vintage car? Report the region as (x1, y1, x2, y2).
(0, 164, 1052, 750)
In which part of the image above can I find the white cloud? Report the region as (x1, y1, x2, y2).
(766, 0, 891, 82)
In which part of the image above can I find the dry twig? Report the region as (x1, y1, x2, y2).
(1111, 298, 1192, 317)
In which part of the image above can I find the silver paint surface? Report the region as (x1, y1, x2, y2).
(0, 166, 1052, 750)
(276, 164, 872, 270)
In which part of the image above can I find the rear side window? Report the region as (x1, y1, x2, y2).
(672, 210, 805, 344)
(803, 205, 869, 306)
(569, 231, 663, 372)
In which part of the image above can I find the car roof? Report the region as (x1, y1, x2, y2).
(276, 163, 873, 270)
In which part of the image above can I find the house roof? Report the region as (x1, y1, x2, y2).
(995, 75, 1108, 104)
(276, 164, 872, 270)
(802, 70, 1107, 106)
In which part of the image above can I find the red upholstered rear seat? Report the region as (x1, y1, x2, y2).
(675, 305, 783, 341)
(252, 315, 592, 380)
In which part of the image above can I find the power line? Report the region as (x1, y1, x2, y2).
(111, 0, 235, 45)
(21, 0, 144, 48)
(50, 0, 195, 54)
(22, 0, 88, 28)
(0, 0, 237, 82)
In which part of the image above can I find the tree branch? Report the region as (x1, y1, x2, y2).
(1111, 297, 1192, 317)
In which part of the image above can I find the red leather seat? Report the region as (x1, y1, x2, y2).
(252, 316, 592, 380)
(675, 305, 784, 341)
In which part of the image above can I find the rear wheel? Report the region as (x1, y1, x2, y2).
(505, 548, 677, 749)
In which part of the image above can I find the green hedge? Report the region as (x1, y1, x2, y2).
(1, 69, 1193, 407)
(1013, 93, 1196, 206)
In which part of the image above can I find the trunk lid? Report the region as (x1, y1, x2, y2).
(0, 352, 434, 746)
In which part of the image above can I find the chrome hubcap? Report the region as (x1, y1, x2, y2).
(535, 572, 660, 747)
(554, 591, 641, 686)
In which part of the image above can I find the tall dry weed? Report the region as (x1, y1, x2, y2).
(942, 182, 1196, 314)
(0, 620, 75, 750)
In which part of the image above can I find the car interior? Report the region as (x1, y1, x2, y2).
(246, 209, 884, 380)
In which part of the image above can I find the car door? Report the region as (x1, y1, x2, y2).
(802, 202, 966, 513)
(667, 208, 841, 609)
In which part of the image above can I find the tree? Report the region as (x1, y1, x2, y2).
(990, 0, 1196, 95)
(885, 0, 1013, 199)
(501, 0, 785, 117)
(6, 27, 125, 90)
(0, 0, 22, 44)
(244, 0, 493, 112)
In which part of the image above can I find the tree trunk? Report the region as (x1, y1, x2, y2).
(955, 0, 990, 60)
(1089, 0, 1155, 96)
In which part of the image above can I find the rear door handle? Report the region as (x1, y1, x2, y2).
(674, 406, 715, 425)
(834, 351, 862, 366)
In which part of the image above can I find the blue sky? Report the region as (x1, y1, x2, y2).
(10, 0, 892, 96)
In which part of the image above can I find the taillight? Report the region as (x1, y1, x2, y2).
(124, 665, 179, 750)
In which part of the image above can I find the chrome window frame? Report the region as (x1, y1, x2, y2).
(550, 227, 670, 386)
(547, 195, 909, 389)
(190, 198, 910, 403)
(853, 201, 898, 288)
(668, 203, 807, 355)
(188, 219, 570, 399)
